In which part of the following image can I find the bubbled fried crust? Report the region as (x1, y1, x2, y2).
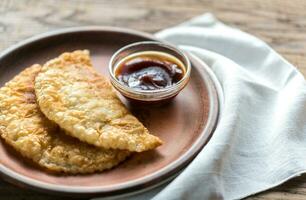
(0, 65, 130, 174)
(35, 50, 162, 152)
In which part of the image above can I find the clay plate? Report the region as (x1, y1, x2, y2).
(0, 27, 219, 197)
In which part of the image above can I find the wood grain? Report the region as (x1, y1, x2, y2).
(0, 0, 305, 199)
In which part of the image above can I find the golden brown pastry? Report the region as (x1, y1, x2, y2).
(35, 50, 162, 152)
(0, 65, 130, 173)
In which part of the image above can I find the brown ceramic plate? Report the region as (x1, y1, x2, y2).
(0, 27, 219, 197)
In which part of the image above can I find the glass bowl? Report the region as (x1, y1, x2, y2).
(108, 41, 191, 103)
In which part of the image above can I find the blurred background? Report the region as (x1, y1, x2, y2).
(1, 0, 305, 78)
(0, 0, 306, 199)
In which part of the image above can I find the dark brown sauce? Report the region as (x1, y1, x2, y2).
(115, 53, 185, 90)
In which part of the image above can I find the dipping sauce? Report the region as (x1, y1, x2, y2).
(115, 51, 186, 90)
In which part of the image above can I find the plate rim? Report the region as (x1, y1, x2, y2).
(0, 26, 220, 196)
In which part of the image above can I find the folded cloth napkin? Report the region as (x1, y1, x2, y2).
(97, 13, 306, 200)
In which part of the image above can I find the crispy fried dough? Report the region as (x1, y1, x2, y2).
(35, 50, 162, 152)
(0, 65, 130, 173)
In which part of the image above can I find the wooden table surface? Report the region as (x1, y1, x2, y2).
(0, 0, 305, 199)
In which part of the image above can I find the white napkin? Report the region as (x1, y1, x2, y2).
(97, 13, 306, 200)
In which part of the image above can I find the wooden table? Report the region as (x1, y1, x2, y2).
(0, 0, 305, 199)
